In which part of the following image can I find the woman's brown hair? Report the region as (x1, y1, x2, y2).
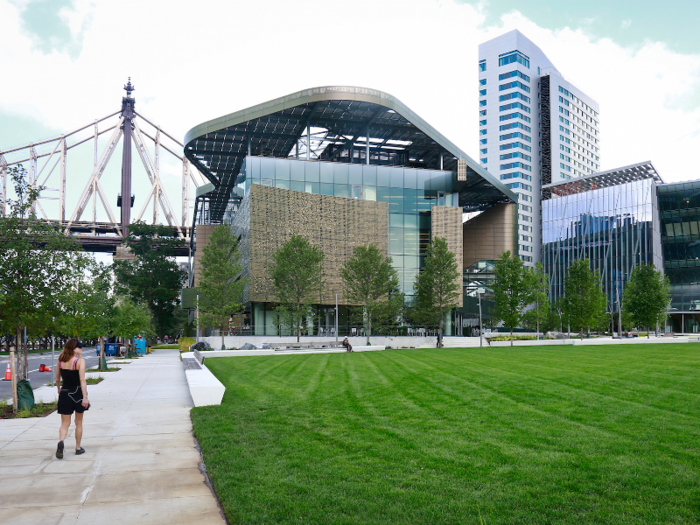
(58, 338, 79, 363)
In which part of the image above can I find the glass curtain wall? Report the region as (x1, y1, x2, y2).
(657, 181, 700, 332)
(240, 156, 457, 299)
(542, 178, 662, 314)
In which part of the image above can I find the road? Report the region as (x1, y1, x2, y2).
(0, 348, 100, 401)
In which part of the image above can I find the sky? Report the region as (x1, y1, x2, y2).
(1, 0, 700, 230)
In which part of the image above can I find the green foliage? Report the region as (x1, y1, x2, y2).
(340, 245, 401, 344)
(198, 225, 246, 349)
(413, 237, 461, 330)
(492, 251, 530, 345)
(113, 222, 185, 337)
(522, 262, 551, 336)
(488, 334, 538, 341)
(111, 296, 155, 357)
(268, 235, 324, 341)
(0, 165, 83, 383)
(622, 264, 670, 337)
(563, 259, 607, 338)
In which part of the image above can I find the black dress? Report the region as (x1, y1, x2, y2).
(57, 359, 88, 415)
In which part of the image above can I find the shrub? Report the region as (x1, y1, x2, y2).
(179, 337, 196, 353)
(488, 334, 538, 341)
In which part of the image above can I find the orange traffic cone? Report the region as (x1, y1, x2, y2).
(2, 362, 11, 381)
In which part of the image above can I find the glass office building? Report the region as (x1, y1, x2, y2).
(183, 86, 517, 336)
(657, 180, 700, 332)
(542, 162, 663, 317)
(236, 156, 456, 297)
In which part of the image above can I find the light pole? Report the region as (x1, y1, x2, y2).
(196, 294, 200, 342)
(477, 288, 483, 347)
(335, 293, 339, 343)
(50, 317, 55, 386)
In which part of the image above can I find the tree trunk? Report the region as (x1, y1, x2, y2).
(12, 327, 19, 412)
(510, 327, 513, 347)
(99, 336, 106, 372)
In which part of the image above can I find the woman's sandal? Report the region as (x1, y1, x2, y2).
(56, 440, 64, 459)
(75, 448, 86, 455)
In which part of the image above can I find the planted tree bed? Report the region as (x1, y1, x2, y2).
(193, 344, 700, 524)
(1, 401, 57, 419)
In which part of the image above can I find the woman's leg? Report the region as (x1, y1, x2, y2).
(59, 414, 71, 441)
(74, 412, 83, 449)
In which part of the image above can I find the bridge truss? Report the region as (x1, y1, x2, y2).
(0, 80, 205, 256)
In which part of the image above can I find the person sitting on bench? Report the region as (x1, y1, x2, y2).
(342, 336, 353, 352)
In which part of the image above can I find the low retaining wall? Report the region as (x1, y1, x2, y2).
(200, 335, 437, 350)
(181, 352, 225, 407)
(488, 336, 698, 347)
(196, 346, 385, 359)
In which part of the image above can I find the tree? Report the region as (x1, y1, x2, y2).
(111, 297, 155, 358)
(492, 251, 530, 346)
(563, 258, 607, 339)
(414, 237, 461, 331)
(340, 245, 400, 344)
(523, 262, 550, 339)
(622, 264, 670, 338)
(197, 225, 246, 350)
(0, 165, 82, 411)
(268, 235, 324, 342)
(113, 222, 186, 338)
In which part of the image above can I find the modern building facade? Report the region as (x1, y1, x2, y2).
(657, 180, 700, 332)
(183, 86, 517, 336)
(541, 162, 664, 325)
(479, 30, 601, 265)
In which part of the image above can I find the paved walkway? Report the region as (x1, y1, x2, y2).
(0, 350, 225, 525)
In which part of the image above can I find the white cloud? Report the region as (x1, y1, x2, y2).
(621, 19, 632, 29)
(1, 0, 699, 188)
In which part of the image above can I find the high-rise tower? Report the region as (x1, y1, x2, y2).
(478, 30, 600, 265)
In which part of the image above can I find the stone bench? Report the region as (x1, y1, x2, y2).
(181, 352, 225, 407)
(267, 341, 344, 350)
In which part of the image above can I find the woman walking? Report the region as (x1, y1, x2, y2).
(54, 339, 90, 459)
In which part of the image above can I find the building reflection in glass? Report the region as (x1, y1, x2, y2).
(542, 166, 663, 323)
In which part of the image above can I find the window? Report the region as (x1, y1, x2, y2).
(519, 224, 533, 232)
(518, 204, 532, 212)
(479, 59, 486, 72)
(519, 214, 533, 222)
(500, 102, 530, 113)
(480, 138, 487, 144)
(261, 178, 273, 186)
(506, 182, 532, 191)
(499, 92, 530, 103)
(501, 152, 531, 161)
(519, 244, 533, 252)
(479, 109, 487, 116)
(500, 122, 531, 133)
(500, 172, 532, 182)
(498, 50, 530, 68)
(520, 234, 532, 242)
(480, 148, 487, 154)
(499, 112, 531, 123)
(519, 193, 533, 202)
(479, 89, 487, 96)
(479, 79, 487, 86)
(480, 158, 488, 164)
(499, 70, 530, 82)
(501, 162, 531, 171)
(479, 100, 487, 107)
(351, 185, 362, 199)
(499, 81, 530, 93)
(480, 119, 487, 126)
(500, 142, 531, 152)
(480, 129, 487, 136)
(500, 132, 531, 142)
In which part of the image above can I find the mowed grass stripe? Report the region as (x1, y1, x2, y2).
(194, 346, 700, 524)
(420, 348, 700, 423)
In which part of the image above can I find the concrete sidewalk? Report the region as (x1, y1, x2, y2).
(0, 349, 225, 525)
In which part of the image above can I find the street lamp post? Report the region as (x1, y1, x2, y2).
(196, 294, 200, 342)
(477, 288, 483, 348)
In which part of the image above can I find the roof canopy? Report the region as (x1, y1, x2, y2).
(542, 161, 664, 200)
(185, 86, 515, 221)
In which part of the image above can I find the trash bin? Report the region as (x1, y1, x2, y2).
(16, 379, 34, 411)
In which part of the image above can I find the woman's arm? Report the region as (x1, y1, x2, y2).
(78, 359, 90, 407)
(56, 363, 61, 394)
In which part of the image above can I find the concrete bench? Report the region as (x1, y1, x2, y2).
(182, 352, 225, 407)
(268, 341, 344, 350)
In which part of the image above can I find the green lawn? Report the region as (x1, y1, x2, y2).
(191, 344, 700, 524)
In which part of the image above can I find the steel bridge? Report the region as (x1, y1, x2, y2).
(0, 80, 205, 257)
